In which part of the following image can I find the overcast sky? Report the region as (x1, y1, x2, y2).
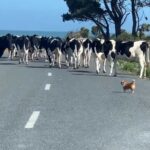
(0, 0, 149, 32)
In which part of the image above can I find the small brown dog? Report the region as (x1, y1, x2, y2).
(121, 79, 136, 93)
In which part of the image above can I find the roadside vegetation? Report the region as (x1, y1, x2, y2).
(118, 59, 150, 78)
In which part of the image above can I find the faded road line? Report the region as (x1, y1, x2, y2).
(45, 84, 51, 90)
(48, 72, 52, 76)
(25, 111, 40, 129)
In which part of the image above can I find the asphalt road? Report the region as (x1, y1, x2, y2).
(0, 56, 150, 150)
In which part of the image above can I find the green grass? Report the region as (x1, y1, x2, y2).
(117, 59, 150, 78)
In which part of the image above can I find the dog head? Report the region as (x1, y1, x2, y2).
(121, 80, 128, 86)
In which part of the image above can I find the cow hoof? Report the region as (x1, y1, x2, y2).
(96, 70, 99, 74)
(103, 70, 106, 73)
(139, 76, 142, 79)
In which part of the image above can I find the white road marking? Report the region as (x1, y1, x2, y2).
(25, 111, 40, 129)
(48, 72, 52, 76)
(45, 84, 51, 90)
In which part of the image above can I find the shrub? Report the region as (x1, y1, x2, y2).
(118, 59, 150, 78)
(146, 67, 150, 78)
(118, 59, 139, 73)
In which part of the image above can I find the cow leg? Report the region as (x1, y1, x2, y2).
(13, 44, 17, 58)
(139, 56, 145, 78)
(109, 60, 114, 76)
(65, 54, 69, 67)
(51, 53, 55, 67)
(77, 50, 83, 68)
(8, 50, 11, 60)
(18, 48, 22, 64)
(73, 54, 77, 69)
(82, 51, 86, 67)
(10, 50, 14, 60)
(31, 51, 35, 61)
(58, 49, 62, 68)
(109, 52, 116, 76)
(25, 50, 29, 64)
(77, 55, 81, 68)
(103, 58, 107, 73)
(70, 56, 73, 66)
(87, 50, 92, 68)
(46, 49, 52, 67)
(83, 55, 85, 67)
(95, 57, 100, 74)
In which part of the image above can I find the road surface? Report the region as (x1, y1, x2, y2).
(0, 57, 150, 150)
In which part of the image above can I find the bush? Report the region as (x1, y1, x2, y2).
(118, 59, 150, 78)
(146, 67, 150, 78)
(118, 59, 139, 73)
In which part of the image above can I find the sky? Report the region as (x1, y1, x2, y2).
(0, 0, 94, 32)
(0, 0, 149, 32)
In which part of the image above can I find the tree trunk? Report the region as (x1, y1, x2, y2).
(131, 0, 137, 37)
(115, 20, 122, 38)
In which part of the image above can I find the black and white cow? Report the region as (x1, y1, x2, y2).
(63, 37, 83, 69)
(0, 36, 9, 57)
(16, 35, 31, 64)
(39, 37, 62, 68)
(92, 38, 107, 74)
(93, 38, 150, 78)
(82, 38, 93, 67)
(28, 35, 41, 60)
(48, 37, 63, 68)
(0, 34, 17, 59)
(115, 40, 150, 78)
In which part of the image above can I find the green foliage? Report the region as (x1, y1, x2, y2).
(146, 68, 150, 78)
(66, 27, 89, 38)
(118, 59, 150, 78)
(91, 26, 99, 37)
(118, 60, 139, 73)
(80, 27, 89, 38)
(91, 25, 103, 37)
(63, 0, 103, 22)
(143, 36, 150, 41)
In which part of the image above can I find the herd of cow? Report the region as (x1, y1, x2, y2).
(0, 33, 150, 79)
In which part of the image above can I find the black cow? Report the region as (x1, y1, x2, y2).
(40, 37, 63, 68)
(0, 34, 17, 59)
(28, 35, 41, 60)
(16, 35, 31, 64)
(63, 37, 83, 68)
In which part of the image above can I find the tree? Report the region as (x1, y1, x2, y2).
(66, 27, 89, 38)
(62, 0, 149, 39)
(103, 0, 129, 37)
(80, 27, 89, 38)
(91, 25, 101, 37)
(130, 0, 150, 37)
(62, 0, 111, 39)
(138, 23, 150, 39)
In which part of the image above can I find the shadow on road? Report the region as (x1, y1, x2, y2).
(0, 62, 17, 65)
